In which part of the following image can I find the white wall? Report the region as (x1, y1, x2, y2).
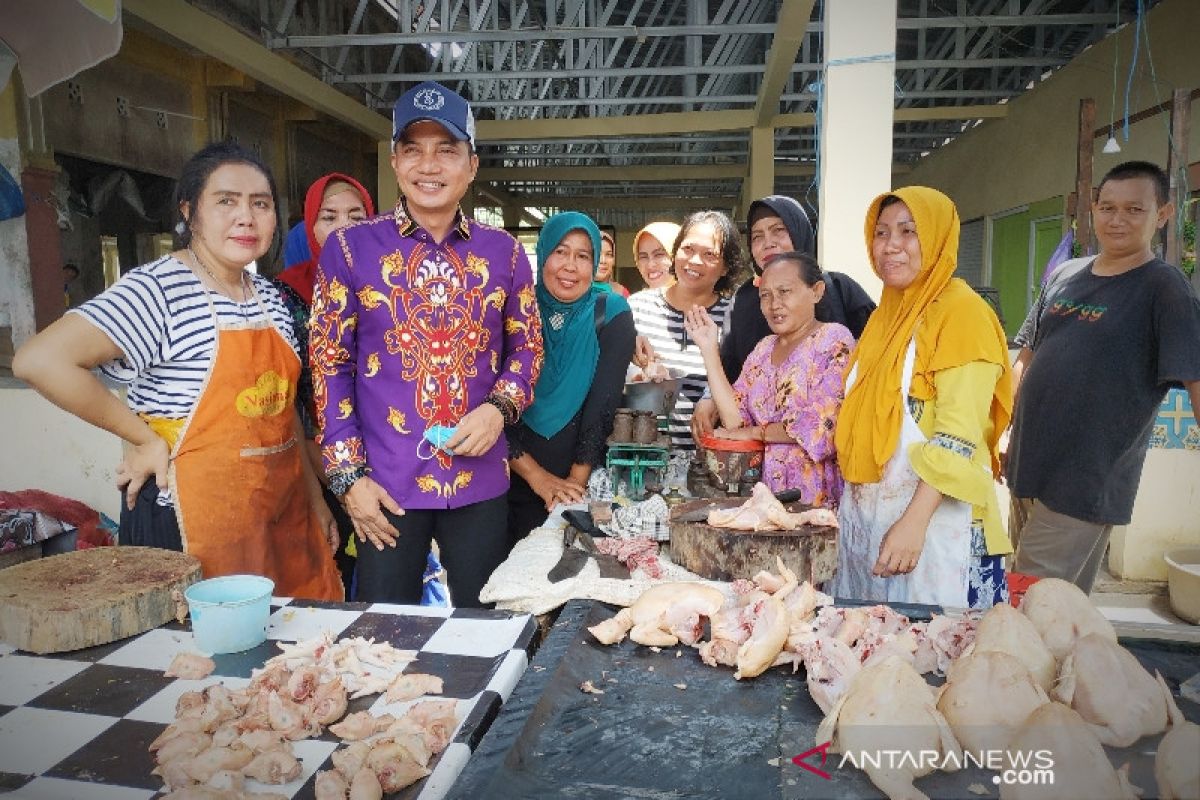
(0, 378, 123, 518)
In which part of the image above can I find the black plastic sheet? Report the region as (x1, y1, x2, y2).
(451, 600, 1200, 800)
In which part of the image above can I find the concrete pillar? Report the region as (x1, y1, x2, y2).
(377, 140, 397, 210)
(741, 126, 775, 216)
(21, 164, 66, 332)
(816, 0, 895, 300)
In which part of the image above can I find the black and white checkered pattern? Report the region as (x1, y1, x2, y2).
(0, 598, 536, 799)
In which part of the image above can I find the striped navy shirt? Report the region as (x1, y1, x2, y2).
(71, 255, 297, 419)
(628, 287, 731, 449)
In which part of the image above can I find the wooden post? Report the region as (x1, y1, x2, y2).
(1165, 88, 1191, 266)
(1075, 98, 1096, 257)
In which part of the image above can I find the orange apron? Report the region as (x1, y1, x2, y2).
(168, 283, 343, 601)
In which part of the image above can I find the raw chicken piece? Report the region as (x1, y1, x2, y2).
(153, 757, 194, 792)
(165, 653, 216, 680)
(404, 699, 459, 752)
(331, 741, 372, 781)
(176, 690, 206, 718)
(1154, 672, 1200, 800)
(911, 614, 977, 675)
(153, 733, 211, 767)
(734, 594, 789, 679)
(797, 636, 861, 714)
(1053, 632, 1168, 747)
(817, 655, 962, 800)
(204, 769, 243, 792)
(267, 691, 320, 740)
(366, 742, 431, 793)
(329, 711, 395, 741)
(386, 672, 445, 703)
(998, 702, 1139, 800)
(708, 483, 839, 530)
(311, 676, 349, 725)
(151, 724, 208, 756)
(969, 602, 1056, 692)
(242, 748, 302, 784)
(181, 744, 254, 783)
(379, 719, 434, 767)
(1018, 577, 1115, 662)
(314, 768, 349, 800)
(698, 601, 754, 668)
(587, 583, 726, 647)
(286, 665, 322, 701)
(349, 766, 384, 800)
(937, 651, 1049, 757)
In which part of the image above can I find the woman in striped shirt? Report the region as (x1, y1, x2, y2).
(14, 142, 343, 601)
(628, 210, 748, 449)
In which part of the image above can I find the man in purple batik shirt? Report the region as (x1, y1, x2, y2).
(311, 81, 543, 606)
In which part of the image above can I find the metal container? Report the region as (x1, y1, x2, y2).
(621, 369, 683, 417)
(696, 434, 765, 496)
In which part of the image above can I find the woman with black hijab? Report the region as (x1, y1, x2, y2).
(693, 195, 877, 440)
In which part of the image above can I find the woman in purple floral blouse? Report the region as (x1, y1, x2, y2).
(685, 252, 853, 509)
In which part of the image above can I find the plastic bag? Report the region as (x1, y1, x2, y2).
(0, 164, 25, 221)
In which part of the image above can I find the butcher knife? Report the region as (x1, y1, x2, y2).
(547, 525, 631, 582)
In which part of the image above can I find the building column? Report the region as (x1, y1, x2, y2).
(21, 164, 65, 332)
(377, 140, 397, 210)
(817, 0, 896, 300)
(741, 126, 775, 216)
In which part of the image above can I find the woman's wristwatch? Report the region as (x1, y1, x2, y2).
(328, 466, 369, 498)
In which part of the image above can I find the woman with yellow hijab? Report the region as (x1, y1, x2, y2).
(832, 187, 1013, 609)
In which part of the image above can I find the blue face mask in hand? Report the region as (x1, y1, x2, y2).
(424, 425, 458, 455)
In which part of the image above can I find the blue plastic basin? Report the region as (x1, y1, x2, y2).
(184, 574, 274, 654)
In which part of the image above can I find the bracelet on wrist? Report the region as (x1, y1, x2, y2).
(328, 466, 369, 497)
(485, 394, 518, 426)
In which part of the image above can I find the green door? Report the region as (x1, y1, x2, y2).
(1031, 217, 1064, 299)
(991, 213, 1027, 336)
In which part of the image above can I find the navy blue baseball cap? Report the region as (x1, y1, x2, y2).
(392, 81, 476, 145)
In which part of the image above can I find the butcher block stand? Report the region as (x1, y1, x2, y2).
(0, 546, 201, 654)
(668, 497, 837, 584)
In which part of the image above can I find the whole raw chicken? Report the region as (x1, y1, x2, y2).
(816, 655, 962, 800)
(1018, 578, 1115, 661)
(707, 483, 838, 530)
(587, 583, 726, 647)
(937, 650, 1049, 757)
(999, 702, 1139, 800)
(1053, 632, 1168, 747)
(968, 602, 1056, 692)
(1154, 672, 1200, 800)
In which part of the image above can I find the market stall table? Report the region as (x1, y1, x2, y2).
(450, 599, 1200, 800)
(0, 597, 536, 798)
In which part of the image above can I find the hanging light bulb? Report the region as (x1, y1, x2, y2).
(1103, 134, 1122, 154)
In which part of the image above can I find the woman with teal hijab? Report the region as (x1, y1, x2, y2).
(506, 211, 636, 544)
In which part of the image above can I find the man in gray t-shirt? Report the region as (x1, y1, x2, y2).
(1007, 161, 1200, 593)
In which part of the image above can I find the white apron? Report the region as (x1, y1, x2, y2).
(831, 337, 972, 608)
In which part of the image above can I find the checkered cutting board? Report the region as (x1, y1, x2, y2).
(0, 598, 536, 799)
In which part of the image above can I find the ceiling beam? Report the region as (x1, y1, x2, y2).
(271, 14, 1117, 49)
(754, 0, 818, 127)
(123, 0, 390, 140)
(475, 109, 755, 141)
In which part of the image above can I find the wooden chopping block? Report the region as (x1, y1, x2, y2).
(670, 516, 838, 585)
(0, 546, 201, 654)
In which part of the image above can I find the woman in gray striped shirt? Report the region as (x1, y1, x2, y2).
(628, 210, 747, 449)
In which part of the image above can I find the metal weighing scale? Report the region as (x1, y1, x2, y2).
(605, 440, 669, 499)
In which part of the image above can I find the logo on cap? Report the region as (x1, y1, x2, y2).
(414, 88, 445, 112)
